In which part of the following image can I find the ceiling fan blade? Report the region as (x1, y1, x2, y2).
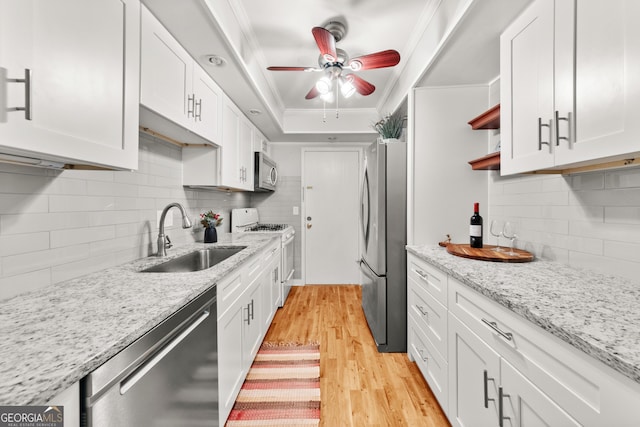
(267, 66, 320, 72)
(347, 50, 401, 71)
(350, 74, 375, 96)
(305, 85, 321, 100)
(312, 27, 337, 62)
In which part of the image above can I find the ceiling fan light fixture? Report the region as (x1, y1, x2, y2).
(320, 91, 334, 102)
(340, 76, 356, 98)
(316, 76, 332, 94)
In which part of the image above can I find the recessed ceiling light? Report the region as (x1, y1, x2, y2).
(248, 109, 262, 115)
(206, 55, 226, 66)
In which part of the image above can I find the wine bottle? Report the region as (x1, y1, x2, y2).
(470, 202, 483, 248)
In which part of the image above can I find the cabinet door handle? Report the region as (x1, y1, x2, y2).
(195, 98, 202, 121)
(498, 386, 510, 427)
(483, 370, 496, 409)
(418, 348, 428, 362)
(555, 110, 570, 146)
(481, 318, 513, 341)
(244, 304, 251, 325)
(187, 94, 195, 118)
(5, 68, 32, 121)
(416, 305, 429, 319)
(414, 269, 428, 282)
(538, 117, 550, 150)
(249, 299, 255, 320)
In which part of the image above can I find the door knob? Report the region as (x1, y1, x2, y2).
(306, 223, 312, 229)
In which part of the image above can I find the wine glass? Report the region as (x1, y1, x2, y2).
(502, 222, 518, 256)
(489, 220, 503, 252)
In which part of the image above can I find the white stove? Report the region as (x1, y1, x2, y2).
(232, 208, 295, 306)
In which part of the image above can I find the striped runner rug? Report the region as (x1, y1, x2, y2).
(226, 342, 321, 427)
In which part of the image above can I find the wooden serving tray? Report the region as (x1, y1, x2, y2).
(445, 243, 533, 263)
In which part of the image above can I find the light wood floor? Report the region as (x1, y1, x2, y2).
(264, 285, 451, 427)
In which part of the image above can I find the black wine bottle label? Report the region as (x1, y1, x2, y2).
(470, 202, 483, 248)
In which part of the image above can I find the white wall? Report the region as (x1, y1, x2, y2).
(0, 133, 250, 301)
(409, 85, 490, 245)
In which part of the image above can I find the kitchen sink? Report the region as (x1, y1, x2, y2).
(141, 246, 246, 273)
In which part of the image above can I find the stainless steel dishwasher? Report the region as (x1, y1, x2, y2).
(81, 286, 218, 426)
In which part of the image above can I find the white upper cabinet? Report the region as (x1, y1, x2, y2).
(0, 0, 140, 170)
(140, 5, 221, 145)
(218, 99, 254, 191)
(501, 0, 640, 175)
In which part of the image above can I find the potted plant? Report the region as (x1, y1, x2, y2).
(200, 210, 223, 243)
(372, 112, 405, 143)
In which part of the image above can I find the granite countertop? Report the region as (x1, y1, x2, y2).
(0, 233, 280, 405)
(406, 244, 640, 386)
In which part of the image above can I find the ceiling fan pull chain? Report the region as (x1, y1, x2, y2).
(323, 100, 327, 123)
(336, 83, 339, 119)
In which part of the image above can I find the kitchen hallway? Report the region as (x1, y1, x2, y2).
(264, 285, 450, 427)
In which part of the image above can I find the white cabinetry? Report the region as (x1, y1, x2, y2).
(407, 252, 640, 426)
(407, 254, 449, 414)
(140, 5, 221, 146)
(219, 100, 254, 191)
(501, 0, 640, 175)
(0, 0, 140, 170)
(447, 275, 640, 427)
(217, 239, 281, 425)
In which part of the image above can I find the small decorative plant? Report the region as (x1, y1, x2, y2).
(372, 112, 405, 140)
(200, 210, 223, 228)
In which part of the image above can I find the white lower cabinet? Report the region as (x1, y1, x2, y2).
(217, 240, 281, 425)
(407, 252, 640, 426)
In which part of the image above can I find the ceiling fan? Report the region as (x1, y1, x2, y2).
(266, 21, 400, 100)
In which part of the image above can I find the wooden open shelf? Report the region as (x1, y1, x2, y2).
(469, 151, 500, 170)
(468, 104, 501, 170)
(468, 104, 500, 129)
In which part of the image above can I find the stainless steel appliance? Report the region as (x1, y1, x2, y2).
(254, 152, 278, 192)
(359, 140, 407, 353)
(82, 286, 218, 426)
(232, 208, 295, 306)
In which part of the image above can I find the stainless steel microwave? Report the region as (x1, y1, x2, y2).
(254, 152, 278, 192)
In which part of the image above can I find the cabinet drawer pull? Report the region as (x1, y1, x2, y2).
(538, 117, 550, 150)
(416, 305, 429, 319)
(414, 269, 428, 281)
(483, 370, 496, 409)
(195, 98, 202, 121)
(481, 318, 513, 341)
(187, 94, 195, 118)
(555, 110, 570, 146)
(5, 68, 32, 121)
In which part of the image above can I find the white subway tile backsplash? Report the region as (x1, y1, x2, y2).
(605, 168, 640, 189)
(491, 167, 640, 280)
(2, 245, 89, 277)
(0, 269, 51, 300)
(1, 212, 89, 234)
(0, 194, 49, 215)
(49, 195, 116, 213)
(50, 225, 115, 248)
(0, 136, 250, 300)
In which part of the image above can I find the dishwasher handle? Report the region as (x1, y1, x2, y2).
(119, 309, 210, 395)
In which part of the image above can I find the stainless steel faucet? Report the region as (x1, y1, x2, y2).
(157, 203, 193, 257)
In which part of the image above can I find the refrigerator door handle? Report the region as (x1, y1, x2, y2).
(360, 165, 371, 250)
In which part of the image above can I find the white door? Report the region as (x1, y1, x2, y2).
(303, 149, 360, 284)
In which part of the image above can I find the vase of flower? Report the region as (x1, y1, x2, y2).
(200, 210, 223, 243)
(204, 226, 217, 243)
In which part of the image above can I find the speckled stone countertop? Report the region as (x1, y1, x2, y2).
(0, 233, 280, 405)
(407, 244, 640, 385)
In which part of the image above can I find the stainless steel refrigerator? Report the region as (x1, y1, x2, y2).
(359, 140, 407, 353)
